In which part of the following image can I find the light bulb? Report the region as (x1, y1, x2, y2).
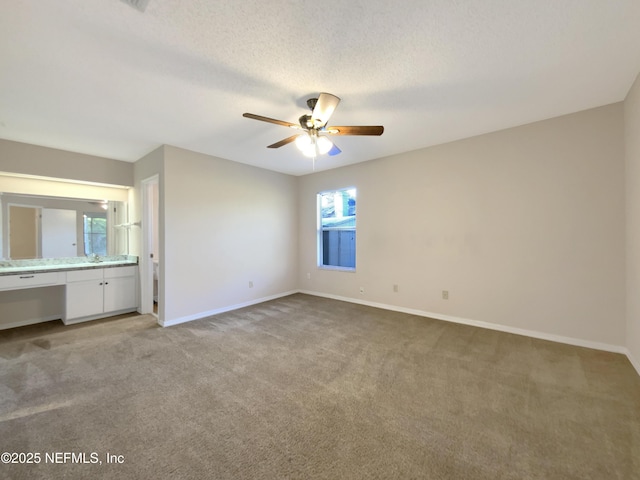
(302, 144, 317, 157)
(295, 134, 311, 151)
(316, 136, 333, 155)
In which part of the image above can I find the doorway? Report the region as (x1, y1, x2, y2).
(141, 175, 160, 320)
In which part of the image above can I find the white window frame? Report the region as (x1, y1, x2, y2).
(317, 187, 356, 272)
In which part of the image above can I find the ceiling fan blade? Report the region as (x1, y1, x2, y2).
(326, 125, 384, 136)
(267, 135, 299, 148)
(311, 93, 341, 128)
(243, 113, 299, 129)
(328, 143, 342, 156)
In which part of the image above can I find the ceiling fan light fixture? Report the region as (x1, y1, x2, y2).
(296, 132, 334, 158)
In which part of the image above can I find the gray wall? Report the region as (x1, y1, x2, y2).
(161, 146, 298, 325)
(0, 138, 133, 187)
(299, 104, 626, 349)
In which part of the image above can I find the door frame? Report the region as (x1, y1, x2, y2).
(140, 175, 159, 319)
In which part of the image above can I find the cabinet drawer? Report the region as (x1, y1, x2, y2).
(0, 272, 63, 291)
(104, 265, 136, 279)
(66, 268, 103, 282)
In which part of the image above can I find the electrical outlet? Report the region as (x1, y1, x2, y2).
(249, 281, 254, 288)
(359, 286, 365, 294)
(393, 284, 399, 293)
(442, 290, 449, 300)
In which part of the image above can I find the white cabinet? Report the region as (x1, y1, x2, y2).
(104, 267, 137, 313)
(64, 266, 137, 324)
(65, 268, 103, 320)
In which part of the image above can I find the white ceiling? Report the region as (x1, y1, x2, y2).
(1, 1, 640, 176)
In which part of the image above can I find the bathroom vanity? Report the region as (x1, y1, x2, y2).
(0, 257, 138, 330)
(0, 190, 139, 330)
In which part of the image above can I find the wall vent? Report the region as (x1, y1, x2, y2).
(120, 0, 151, 12)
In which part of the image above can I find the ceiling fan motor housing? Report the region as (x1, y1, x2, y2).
(299, 114, 313, 130)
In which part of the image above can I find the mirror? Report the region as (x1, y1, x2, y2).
(0, 193, 128, 260)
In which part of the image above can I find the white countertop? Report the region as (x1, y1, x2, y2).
(0, 260, 137, 276)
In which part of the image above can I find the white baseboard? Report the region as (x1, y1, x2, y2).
(161, 290, 299, 327)
(299, 290, 628, 355)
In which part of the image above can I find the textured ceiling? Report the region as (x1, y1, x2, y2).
(1, 1, 640, 176)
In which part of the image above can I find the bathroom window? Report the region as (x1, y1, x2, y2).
(318, 188, 356, 270)
(84, 212, 107, 256)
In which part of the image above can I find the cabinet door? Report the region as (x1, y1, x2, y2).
(103, 276, 136, 313)
(66, 280, 104, 320)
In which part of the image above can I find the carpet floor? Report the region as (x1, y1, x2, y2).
(1, 293, 639, 479)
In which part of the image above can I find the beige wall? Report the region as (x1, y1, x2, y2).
(299, 104, 626, 348)
(625, 73, 640, 372)
(161, 145, 298, 325)
(0, 138, 133, 187)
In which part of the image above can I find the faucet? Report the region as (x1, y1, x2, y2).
(88, 253, 101, 263)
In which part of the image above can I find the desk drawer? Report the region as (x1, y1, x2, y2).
(0, 272, 63, 291)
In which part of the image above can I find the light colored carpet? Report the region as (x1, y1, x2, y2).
(1, 293, 639, 479)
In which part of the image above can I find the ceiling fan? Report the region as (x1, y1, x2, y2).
(243, 93, 383, 158)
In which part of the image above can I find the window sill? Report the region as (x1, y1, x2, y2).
(318, 265, 356, 272)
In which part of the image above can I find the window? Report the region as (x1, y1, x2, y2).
(318, 188, 356, 269)
(84, 212, 107, 256)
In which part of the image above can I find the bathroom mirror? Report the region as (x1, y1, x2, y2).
(0, 193, 129, 260)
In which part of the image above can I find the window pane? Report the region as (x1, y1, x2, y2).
(322, 230, 356, 268)
(320, 188, 356, 228)
(84, 213, 107, 256)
